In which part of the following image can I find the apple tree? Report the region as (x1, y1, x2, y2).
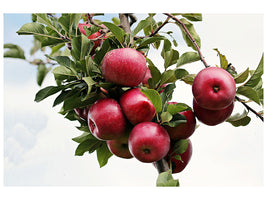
(4, 13, 264, 186)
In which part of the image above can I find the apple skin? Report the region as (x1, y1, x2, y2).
(87, 98, 126, 140)
(167, 139, 192, 174)
(120, 88, 156, 125)
(193, 98, 234, 126)
(164, 103, 196, 140)
(192, 67, 236, 110)
(78, 22, 104, 54)
(106, 129, 133, 159)
(128, 122, 170, 163)
(74, 106, 90, 121)
(101, 48, 147, 87)
(141, 67, 152, 87)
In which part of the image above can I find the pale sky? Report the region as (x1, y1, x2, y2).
(1, 11, 266, 200)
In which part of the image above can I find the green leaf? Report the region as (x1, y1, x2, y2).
(163, 49, 179, 69)
(236, 86, 260, 105)
(181, 74, 196, 85)
(213, 48, 229, 69)
(160, 112, 173, 123)
(160, 70, 177, 85)
(174, 68, 189, 80)
(146, 58, 161, 88)
(72, 132, 93, 144)
(164, 113, 187, 127)
(172, 139, 189, 155)
(75, 136, 103, 156)
(34, 85, 63, 102)
(37, 64, 51, 86)
(176, 18, 201, 51)
(4, 43, 25, 59)
(176, 51, 200, 67)
(97, 143, 113, 168)
(53, 90, 73, 107)
(244, 54, 264, 88)
(17, 22, 61, 40)
(141, 87, 162, 113)
(52, 66, 77, 81)
(36, 13, 61, 35)
(132, 18, 151, 36)
(167, 103, 190, 115)
(136, 36, 164, 49)
(226, 110, 251, 127)
(156, 169, 179, 187)
(71, 35, 94, 62)
(102, 22, 125, 44)
(62, 92, 99, 112)
(181, 13, 202, 21)
(82, 76, 96, 101)
(112, 17, 120, 25)
(234, 67, 249, 84)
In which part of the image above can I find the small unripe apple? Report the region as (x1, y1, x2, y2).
(164, 102, 196, 140)
(88, 98, 126, 140)
(192, 67, 236, 110)
(128, 122, 170, 163)
(106, 129, 133, 159)
(193, 98, 234, 126)
(167, 139, 192, 174)
(101, 48, 147, 87)
(120, 88, 156, 125)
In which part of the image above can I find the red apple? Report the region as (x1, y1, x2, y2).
(87, 98, 126, 140)
(120, 88, 156, 125)
(192, 67, 236, 110)
(142, 67, 152, 87)
(167, 139, 192, 174)
(164, 102, 196, 140)
(128, 122, 170, 163)
(106, 129, 133, 159)
(193, 98, 234, 126)
(78, 22, 105, 54)
(101, 48, 147, 87)
(74, 106, 90, 121)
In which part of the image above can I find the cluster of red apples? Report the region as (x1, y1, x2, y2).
(75, 23, 236, 174)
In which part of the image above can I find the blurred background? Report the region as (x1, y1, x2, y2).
(3, 13, 264, 187)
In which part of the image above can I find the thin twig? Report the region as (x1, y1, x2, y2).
(235, 96, 264, 121)
(164, 13, 210, 68)
(134, 17, 170, 40)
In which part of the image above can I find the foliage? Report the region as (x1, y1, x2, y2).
(3, 13, 264, 187)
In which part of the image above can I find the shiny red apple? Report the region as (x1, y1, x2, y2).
(106, 129, 133, 159)
(74, 106, 90, 121)
(128, 122, 170, 163)
(87, 98, 126, 140)
(192, 67, 236, 110)
(101, 48, 147, 87)
(120, 88, 156, 125)
(193, 98, 234, 126)
(164, 102, 196, 140)
(167, 139, 192, 174)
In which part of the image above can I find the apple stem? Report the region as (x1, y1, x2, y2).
(154, 158, 170, 174)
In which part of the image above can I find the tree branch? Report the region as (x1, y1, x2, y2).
(164, 13, 210, 68)
(154, 158, 170, 174)
(119, 13, 131, 34)
(235, 96, 264, 121)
